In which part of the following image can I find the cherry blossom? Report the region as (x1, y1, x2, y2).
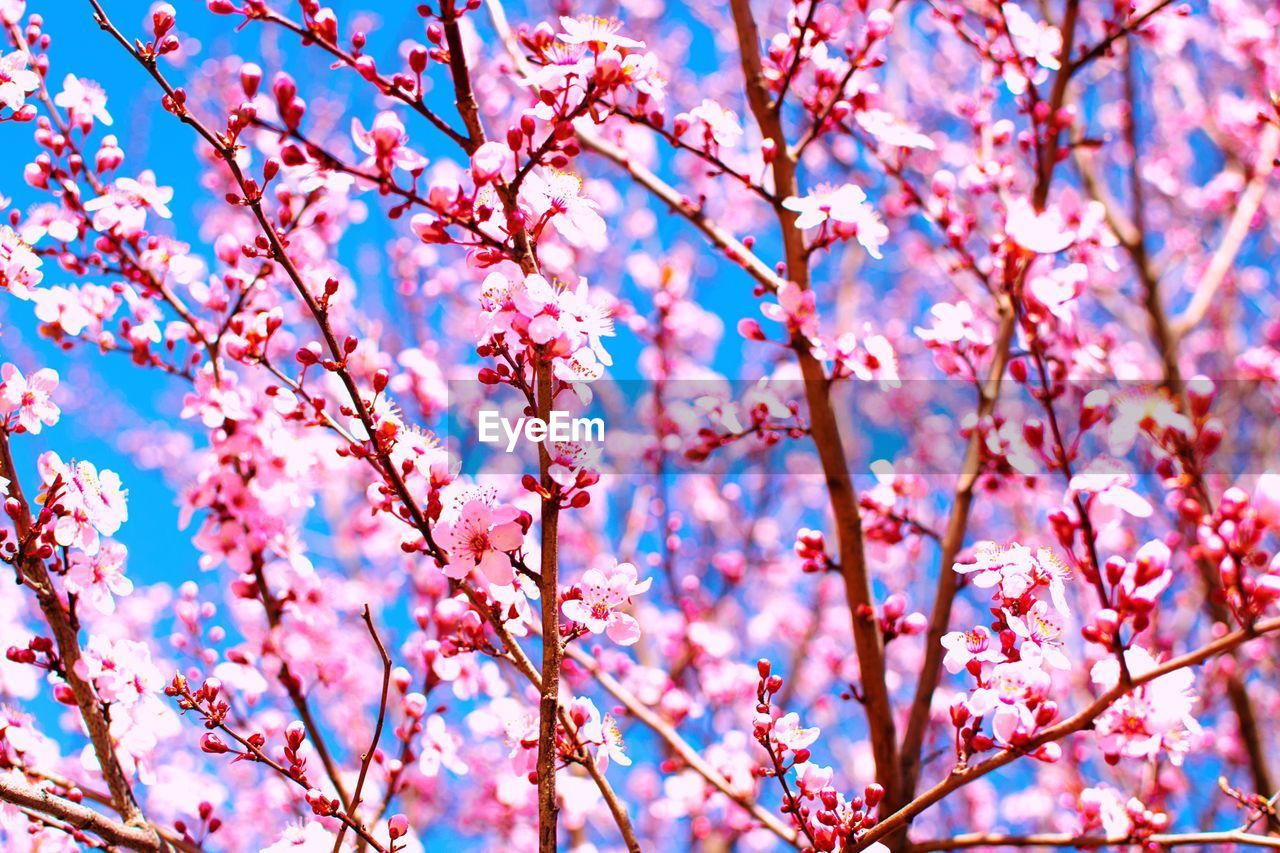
(52, 74, 112, 129)
(782, 183, 889, 258)
(1091, 647, 1201, 765)
(82, 171, 174, 236)
(1005, 198, 1075, 254)
(64, 540, 133, 614)
(0, 225, 42, 299)
(520, 168, 607, 250)
(562, 560, 650, 645)
(0, 50, 36, 112)
(351, 111, 427, 175)
(437, 490, 526, 586)
(37, 452, 128, 555)
(0, 363, 58, 434)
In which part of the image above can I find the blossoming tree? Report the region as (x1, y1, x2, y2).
(0, 0, 1278, 850)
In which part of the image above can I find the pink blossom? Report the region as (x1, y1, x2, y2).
(770, 712, 820, 750)
(761, 281, 818, 338)
(558, 15, 645, 51)
(53, 73, 113, 128)
(352, 111, 427, 174)
(261, 822, 334, 852)
(1091, 647, 1201, 764)
(1005, 198, 1074, 254)
(685, 99, 743, 147)
(0, 50, 37, 111)
(0, 225, 43, 299)
(82, 171, 174, 236)
(520, 169, 607, 250)
(0, 363, 59, 434)
(782, 184, 889, 258)
(438, 491, 525, 586)
(65, 540, 133, 614)
(470, 141, 512, 185)
(562, 560, 650, 645)
(941, 626, 1005, 674)
(37, 452, 129, 555)
(73, 635, 163, 705)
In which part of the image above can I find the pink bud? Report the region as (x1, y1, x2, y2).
(470, 141, 510, 185)
(737, 318, 766, 341)
(866, 8, 894, 39)
(200, 733, 230, 754)
(240, 62, 262, 98)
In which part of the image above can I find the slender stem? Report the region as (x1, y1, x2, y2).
(333, 605, 394, 853)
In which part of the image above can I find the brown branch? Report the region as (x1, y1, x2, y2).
(0, 775, 187, 852)
(254, 8, 468, 148)
(727, 0, 901, 808)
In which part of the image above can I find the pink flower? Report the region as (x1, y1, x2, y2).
(761, 281, 818, 338)
(558, 15, 645, 51)
(73, 635, 162, 705)
(0, 225, 43, 299)
(1001, 2, 1063, 95)
(954, 542, 1070, 615)
(856, 109, 935, 150)
(1113, 540, 1173, 611)
(471, 141, 512, 185)
(1026, 262, 1086, 324)
(32, 285, 96, 336)
(38, 452, 129, 555)
(521, 169, 607, 250)
(1005, 198, 1074, 254)
(686, 99, 743, 147)
(1068, 458, 1154, 526)
(770, 712, 820, 750)
(1091, 647, 1200, 765)
(53, 74, 112, 129)
(438, 491, 525, 586)
(352, 111, 427, 174)
(830, 330, 900, 387)
(571, 697, 631, 769)
(65, 540, 133, 614)
(1004, 600, 1069, 669)
(0, 50, 38, 112)
(83, 171, 174, 236)
(783, 184, 889, 258)
(941, 626, 1005, 674)
(915, 301, 992, 347)
(967, 659, 1051, 744)
(0, 363, 59, 434)
(261, 822, 334, 853)
(562, 560, 650, 645)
